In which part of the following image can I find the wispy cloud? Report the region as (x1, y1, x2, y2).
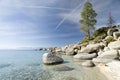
(55, 0, 88, 30)
(23, 32, 78, 40)
(16, 5, 72, 11)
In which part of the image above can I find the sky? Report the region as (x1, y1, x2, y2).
(0, 0, 120, 49)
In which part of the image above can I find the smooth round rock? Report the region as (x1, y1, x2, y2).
(74, 53, 97, 60)
(80, 43, 104, 53)
(98, 50, 119, 59)
(43, 53, 64, 65)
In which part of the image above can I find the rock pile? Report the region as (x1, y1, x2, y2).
(43, 27, 120, 67)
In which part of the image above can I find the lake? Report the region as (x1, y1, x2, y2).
(0, 50, 108, 80)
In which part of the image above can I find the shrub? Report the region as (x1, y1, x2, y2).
(80, 37, 89, 43)
(93, 36, 103, 43)
(92, 27, 109, 38)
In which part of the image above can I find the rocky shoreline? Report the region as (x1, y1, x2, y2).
(43, 26, 120, 80)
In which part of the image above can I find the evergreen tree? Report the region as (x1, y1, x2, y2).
(80, 2, 97, 41)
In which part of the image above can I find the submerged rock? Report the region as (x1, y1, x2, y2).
(53, 65, 74, 71)
(28, 63, 40, 66)
(74, 53, 97, 60)
(82, 60, 95, 67)
(43, 53, 64, 65)
(62, 76, 77, 80)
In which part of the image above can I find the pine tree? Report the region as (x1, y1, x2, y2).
(80, 2, 97, 41)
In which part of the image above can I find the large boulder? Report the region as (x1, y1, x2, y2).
(92, 58, 113, 65)
(79, 42, 88, 49)
(61, 46, 68, 52)
(98, 50, 119, 59)
(66, 49, 77, 55)
(54, 47, 66, 55)
(108, 41, 120, 50)
(43, 53, 64, 65)
(80, 43, 104, 53)
(73, 53, 97, 60)
(82, 60, 95, 67)
(107, 28, 118, 36)
(65, 44, 77, 55)
(113, 32, 120, 40)
(55, 48, 62, 52)
(73, 44, 81, 50)
(103, 47, 110, 51)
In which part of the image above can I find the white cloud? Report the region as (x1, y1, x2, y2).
(59, 11, 81, 24)
(0, 0, 59, 20)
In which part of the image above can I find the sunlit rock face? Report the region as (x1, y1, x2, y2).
(108, 41, 120, 50)
(98, 50, 118, 59)
(80, 43, 104, 53)
(74, 53, 97, 60)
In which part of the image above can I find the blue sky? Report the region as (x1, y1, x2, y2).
(0, 0, 120, 49)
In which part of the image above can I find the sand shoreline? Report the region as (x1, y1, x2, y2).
(97, 61, 120, 80)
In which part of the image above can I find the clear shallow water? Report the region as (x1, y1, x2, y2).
(0, 50, 108, 80)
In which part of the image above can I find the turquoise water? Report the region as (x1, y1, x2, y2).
(0, 50, 47, 80)
(0, 50, 108, 80)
